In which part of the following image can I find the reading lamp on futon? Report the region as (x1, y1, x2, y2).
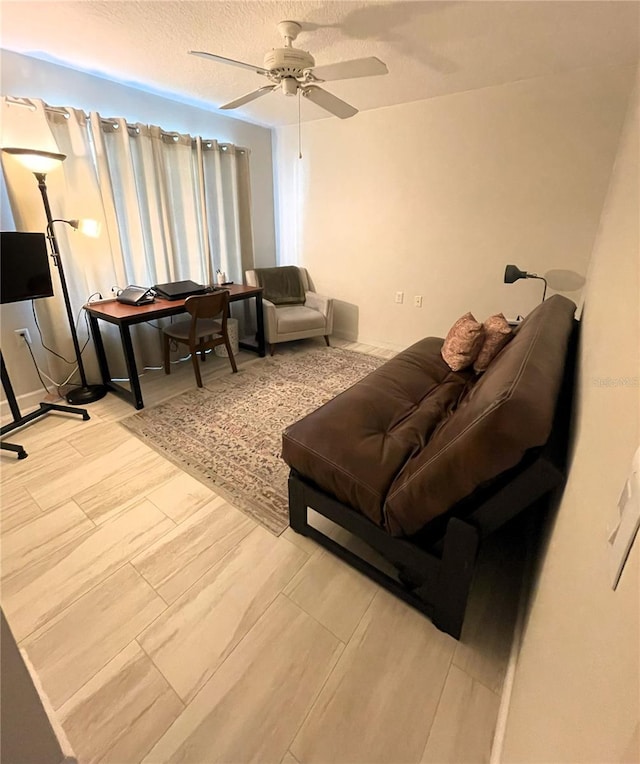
(504, 264, 548, 302)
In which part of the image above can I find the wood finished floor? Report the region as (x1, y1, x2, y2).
(1, 338, 523, 764)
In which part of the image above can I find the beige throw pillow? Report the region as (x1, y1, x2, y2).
(474, 313, 513, 373)
(441, 312, 485, 371)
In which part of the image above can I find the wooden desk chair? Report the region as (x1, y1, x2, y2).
(163, 291, 237, 387)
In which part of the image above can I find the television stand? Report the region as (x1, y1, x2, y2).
(1, 350, 90, 460)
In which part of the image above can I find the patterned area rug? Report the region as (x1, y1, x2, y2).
(121, 347, 385, 534)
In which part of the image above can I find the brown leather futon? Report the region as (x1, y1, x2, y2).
(282, 295, 578, 638)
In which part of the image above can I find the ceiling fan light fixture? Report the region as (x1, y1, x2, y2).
(281, 78, 298, 97)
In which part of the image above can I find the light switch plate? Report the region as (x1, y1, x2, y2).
(608, 446, 640, 589)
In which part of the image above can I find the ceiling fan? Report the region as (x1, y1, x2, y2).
(189, 20, 388, 119)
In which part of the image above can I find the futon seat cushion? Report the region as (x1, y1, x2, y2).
(282, 337, 471, 527)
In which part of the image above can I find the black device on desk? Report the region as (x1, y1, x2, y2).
(153, 279, 208, 301)
(117, 286, 155, 306)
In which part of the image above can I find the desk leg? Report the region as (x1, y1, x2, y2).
(120, 325, 144, 410)
(255, 293, 265, 357)
(88, 314, 112, 389)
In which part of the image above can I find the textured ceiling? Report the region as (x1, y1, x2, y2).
(1, 0, 639, 127)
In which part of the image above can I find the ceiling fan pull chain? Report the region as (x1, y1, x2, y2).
(298, 88, 302, 160)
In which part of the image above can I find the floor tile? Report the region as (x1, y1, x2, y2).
(284, 549, 377, 642)
(142, 595, 343, 764)
(284, 509, 400, 581)
(27, 438, 152, 512)
(1, 499, 94, 583)
(73, 447, 180, 524)
(0, 483, 44, 533)
(1, 527, 97, 603)
(291, 590, 455, 764)
(58, 641, 183, 764)
(1, 441, 81, 490)
(67, 421, 132, 457)
(421, 665, 500, 763)
(139, 526, 307, 702)
(146, 471, 217, 524)
(0, 409, 98, 455)
(281, 525, 319, 556)
(131, 497, 254, 604)
(23, 564, 167, 709)
(3, 500, 173, 641)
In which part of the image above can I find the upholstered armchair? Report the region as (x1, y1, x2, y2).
(245, 266, 334, 355)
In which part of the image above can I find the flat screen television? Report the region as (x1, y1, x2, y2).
(1, 232, 54, 305)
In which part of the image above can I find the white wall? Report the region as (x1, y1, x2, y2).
(502, 73, 639, 763)
(0, 49, 277, 404)
(274, 65, 636, 349)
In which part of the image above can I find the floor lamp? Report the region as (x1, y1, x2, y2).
(2, 147, 107, 405)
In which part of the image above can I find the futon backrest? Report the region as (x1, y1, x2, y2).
(383, 295, 577, 536)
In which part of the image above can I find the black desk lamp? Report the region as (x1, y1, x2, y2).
(504, 264, 547, 302)
(2, 147, 107, 404)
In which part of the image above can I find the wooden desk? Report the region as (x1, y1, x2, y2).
(84, 284, 264, 409)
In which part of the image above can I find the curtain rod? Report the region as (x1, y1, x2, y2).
(4, 96, 248, 154)
(5, 96, 69, 117)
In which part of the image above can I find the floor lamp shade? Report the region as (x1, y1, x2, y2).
(2, 147, 66, 174)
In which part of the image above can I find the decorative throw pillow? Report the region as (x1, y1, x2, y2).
(441, 312, 485, 371)
(473, 313, 513, 373)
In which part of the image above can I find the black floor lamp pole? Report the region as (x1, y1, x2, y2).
(36, 173, 89, 391)
(33, 178, 106, 405)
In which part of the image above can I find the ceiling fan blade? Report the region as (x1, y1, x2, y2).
(310, 56, 388, 82)
(302, 86, 358, 119)
(220, 85, 277, 110)
(189, 50, 270, 77)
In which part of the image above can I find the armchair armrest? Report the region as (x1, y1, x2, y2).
(261, 297, 279, 341)
(305, 291, 334, 335)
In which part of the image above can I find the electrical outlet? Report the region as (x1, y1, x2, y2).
(395, 291, 404, 304)
(414, 295, 423, 308)
(15, 328, 32, 346)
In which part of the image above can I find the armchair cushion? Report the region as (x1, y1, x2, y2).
(276, 305, 327, 333)
(254, 266, 305, 305)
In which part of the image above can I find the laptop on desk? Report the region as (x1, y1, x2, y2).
(153, 279, 208, 301)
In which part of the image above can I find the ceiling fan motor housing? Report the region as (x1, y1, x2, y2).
(264, 47, 315, 77)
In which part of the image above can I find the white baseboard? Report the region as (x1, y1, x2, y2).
(489, 540, 535, 764)
(333, 331, 406, 354)
(1, 388, 59, 425)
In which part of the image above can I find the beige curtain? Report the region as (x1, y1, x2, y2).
(1, 96, 256, 384)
